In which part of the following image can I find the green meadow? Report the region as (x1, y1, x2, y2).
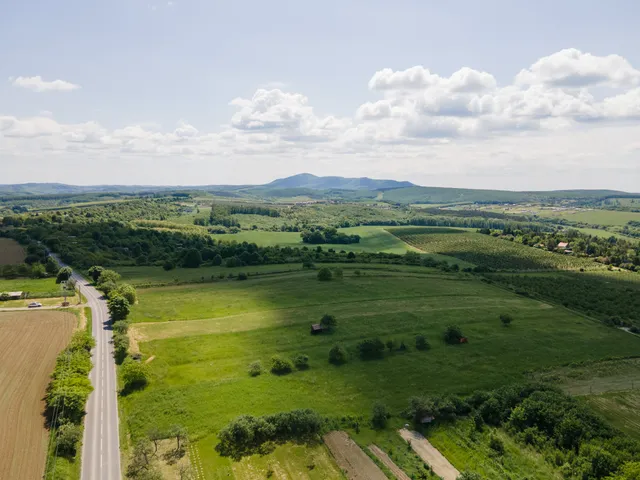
(121, 271, 640, 450)
(0, 277, 67, 297)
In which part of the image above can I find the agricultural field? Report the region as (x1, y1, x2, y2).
(535, 208, 640, 226)
(0, 277, 69, 297)
(0, 238, 25, 264)
(211, 226, 417, 254)
(120, 270, 640, 477)
(583, 391, 640, 441)
(388, 227, 597, 271)
(0, 311, 76, 480)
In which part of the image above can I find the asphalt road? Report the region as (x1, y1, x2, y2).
(51, 256, 121, 479)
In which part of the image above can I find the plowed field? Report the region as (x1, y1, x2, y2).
(0, 311, 76, 479)
(0, 238, 25, 265)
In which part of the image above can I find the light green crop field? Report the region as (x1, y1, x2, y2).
(0, 278, 66, 297)
(583, 391, 640, 441)
(536, 208, 640, 226)
(389, 227, 598, 271)
(428, 420, 563, 479)
(121, 270, 640, 479)
(573, 227, 633, 240)
(211, 226, 417, 254)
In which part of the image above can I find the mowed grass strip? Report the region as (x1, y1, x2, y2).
(582, 391, 640, 441)
(0, 238, 25, 265)
(0, 311, 76, 480)
(388, 227, 598, 271)
(0, 277, 66, 297)
(121, 273, 640, 444)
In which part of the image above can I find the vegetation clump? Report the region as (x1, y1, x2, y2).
(329, 344, 348, 365)
(317, 267, 333, 281)
(248, 360, 263, 377)
(444, 325, 465, 344)
(357, 338, 385, 360)
(293, 353, 309, 370)
(415, 334, 430, 351)
(499, 313, 513, 326)
(270, 355, 294, 375)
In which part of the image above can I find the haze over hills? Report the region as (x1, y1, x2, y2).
(1, 174, 638, 204)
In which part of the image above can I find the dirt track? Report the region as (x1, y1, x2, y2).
(398, 429, 460, 480)
(323, 431, 388, 480)
(0, 311, 75, 480)
(368, 445, 410, 480)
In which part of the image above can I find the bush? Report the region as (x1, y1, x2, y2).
(371, 402, 389, 429)
(121, 358, 149, 392)
(270, 355, 294, 374)
(320, 314, 337, 329)
(357, 338, 385, 360)
(162, 260, 176, 271)
(444, 325, 464, 344)
(317, 267, 333, 281)
(248, 360, 262, 377)
(56, 423, 82, 457)
(237, 272, 248, 281)
(293, 353, 309, 370)
(415, 335, 430, 351)
(329, 344, 348, 365)
(500, 313, 513, 326)
(488, 435, 505, 455)
(113, 333, 130, 364)
(107, 294, 130, 321)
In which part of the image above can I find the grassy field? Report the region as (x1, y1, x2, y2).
(210, 226, 417, 254)
(536, 208, 640, 226)
(120, 269, 640, 478)
(0, 238, 25, 264)
(582, 391, 640, 441)
(389, 227, 598, 271)
(0, 311, 76, 480)
(0, 277, 69, 297)
(427, 420, 562, 479)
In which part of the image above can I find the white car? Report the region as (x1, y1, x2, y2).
(28, 302, 42, 308)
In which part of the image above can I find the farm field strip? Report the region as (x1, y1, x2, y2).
(368, 444, 411, 480)
(399, 429, 459, 480)
(583, 391, 640, 440)
(0, 238, 25, 264)
(323, 431, 387, 480)
(0, 311, 76, 480)
(388, 227, 599, 271)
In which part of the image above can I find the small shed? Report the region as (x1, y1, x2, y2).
(7, 291, 22, 300)
(420, 415, 435, 424)
(557, 242, 569, 250)
(310, 323, 325, 334)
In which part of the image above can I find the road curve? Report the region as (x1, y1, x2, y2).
(52, 256, 121, 479)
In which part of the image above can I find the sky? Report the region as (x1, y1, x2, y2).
(1, 0, 640, 190)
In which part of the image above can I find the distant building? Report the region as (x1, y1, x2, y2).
(420, 416, 435, 424)
(7, 291, 22, 300)
(310, 324, 325, 334)
(557, 242, 569, 249)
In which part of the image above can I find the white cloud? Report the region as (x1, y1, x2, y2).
(10, 76, 81, 93)
(515, 48, 640, 88)
(2, 48, 640, 188)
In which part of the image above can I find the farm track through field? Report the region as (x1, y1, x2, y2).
(323, 431, 387, 480)
(399, 429, 459, 480)
(0, 311, 75, 480)
(368, 445, 410, 480)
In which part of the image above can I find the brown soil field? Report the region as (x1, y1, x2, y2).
(368, 445, 410, 480)
(323, 431, 387, 480)
(0, 238, 25, 265)
(0, 311, 76, 479)
(398, 429, 459, 480)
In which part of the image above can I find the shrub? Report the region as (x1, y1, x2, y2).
(162, 260, 176, 271)
(113, 333, 130, 364)
(320, 314, 337, 329)
(237, 272, 248, 281)
(371, 402, 389, 429)
(107, 294, 130, 321)
(329, 344, 348, 365)
(121, 358, 149, 392)
(112, 319, 130, 335)
(317, 267, 333, 281)
(500, 313, 513, 326)
(415, 335, 430, 351)
(293, 353, 309, 370)
(444, 325, 464, 344)
(270, 355, 294, 374)
(56, 266, 73, 284)
(56, 423, 82, 457)
(357, 338, 385, 360)
(248, 360, 262, 377)
(386, 339, 394, 352)
(488, 435, 505, 455)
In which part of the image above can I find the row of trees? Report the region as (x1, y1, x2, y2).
(301, 227, 361, 244)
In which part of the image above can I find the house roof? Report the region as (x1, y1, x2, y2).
(557, 242, 569, 248)
(7, 291, 22, 296)
(311, 323, 324, 331)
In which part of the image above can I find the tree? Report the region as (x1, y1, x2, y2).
(169, 424, 188, 452)
(121, 358, 149, 391)
(88, 265, 104, 282)
(56, 266, 73, 284)
(182, 249, 202, 268)
(162, 260, 176, 271)
(371, 402, 389, 429)
(357, 338, 385, 359)
(116, 283, 137, 305)
(444, 325, 464, 344)
(407, 396, 436, 424)
(113, 333, 130, 364)
(57, 423, 82, 457)
(108, 294, 131, 321)
(329, 344, 347, 365)
(606, 462, 640, 480)
(293, 353, 309, 370)
(97, 269, 121, 285)
(320, 314, 337, 329)
(415, 335, 430, 351)
(347, 251, 356, 260)
(212, 254, 223, 266)
(45, 256, 60, 275)
(317, 267, 332, 281)
(500, 313, 513, 326)
(30, 263, 46, 278)
(147, 426, 164, 454)
(386, 340, 394, 352)
(127, 438, 155, 477)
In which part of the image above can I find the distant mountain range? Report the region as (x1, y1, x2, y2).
(1, 174, 638, 204)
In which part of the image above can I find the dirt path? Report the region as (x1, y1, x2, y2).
(323, 431, 388, 480)
(368, 445, 410, 480)
(398, 429, 459, 480)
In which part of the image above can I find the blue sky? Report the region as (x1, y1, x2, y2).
(1, 0, 640, 189)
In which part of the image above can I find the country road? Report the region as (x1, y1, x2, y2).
(52, 255, 121, 479)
